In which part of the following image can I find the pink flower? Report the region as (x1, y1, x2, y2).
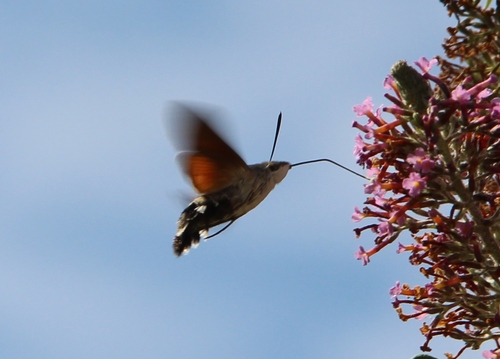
(478, 88, 493, 99)
(491, 98, 500, 119)
(364, 179, 383, 195)
(412, 304, 429, 320)
(425, 283, 435, 296)
(355, 246, 370, 265)
(377, 220, 394, 236)
(383, 75, 396, 90)
(406, 148, 436, 173)
(483, 350, 499, 359)
(402, 172, 427, 196)
(353, 97, 374, 116)
(366, 167, 380, 178)
(374, 192, 388, 207)
(363, 120, 375, 139)
(467, 75, 498, 98)
(352, 207, 364, 222)
(396, 242, 407, 254)
(414, 57, 438, 73)
(389, 281, 402, 297)
(452, 85, 471, 103)
(451, 75, 498, 104)
(353, 134, 365, 158)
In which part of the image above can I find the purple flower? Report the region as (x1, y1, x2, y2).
(355, 246, 370, 265)
(414, 57, 438, 73)
(353, 97, 374, 116)
(452, 85, 471, 103)
(374, 192, 388, 207)
(377, 220, 394, 236)
(483, 350, 500, 359)
(365, 167, 379, 178)
(451, 76, 498, 104)
(364, 179, 383, 195)
(352, 207, 364, 222)
(406, 148, 436, 173)
(396, 242, 406, 254)
(491, 98, 500, 119)
(389, 281, 402, 297)
(364, 120, 375, 139)
(412, 304, 429, 320)
(425, 283, 434, 296)
(478, 88, 493, 99)
(402, 172, 427, 196)
(467, 75, 498, 98)
(353, 134, 365, 158)
(383, 75, 396, 90)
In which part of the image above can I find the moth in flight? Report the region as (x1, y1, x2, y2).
(168, 104, 364, 256)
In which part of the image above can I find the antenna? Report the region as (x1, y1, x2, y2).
(269, 112, 282, 162)
(292, 158, 367, 180)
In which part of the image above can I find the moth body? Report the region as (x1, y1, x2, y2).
(173, 160, 290, 256)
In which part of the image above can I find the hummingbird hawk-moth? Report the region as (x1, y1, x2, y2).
(168, 104, 364, 256)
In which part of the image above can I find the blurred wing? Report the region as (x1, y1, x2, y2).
(171, 104, 250, 194)
(177, 152, 248, 193)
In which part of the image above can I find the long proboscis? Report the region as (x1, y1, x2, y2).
(291, 158, 367, 180)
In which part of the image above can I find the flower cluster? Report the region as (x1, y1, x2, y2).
(351, 3, 500, 353)
(351, 1, 500, 358)
(353, 55, 500, 357)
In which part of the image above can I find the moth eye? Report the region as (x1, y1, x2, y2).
(268, 163, 281, 172)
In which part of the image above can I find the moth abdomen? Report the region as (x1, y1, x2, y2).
(173, 195, 235, 256)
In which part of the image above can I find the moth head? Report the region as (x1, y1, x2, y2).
(267, 161, 291, 184)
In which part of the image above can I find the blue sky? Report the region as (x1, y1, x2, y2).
(0, 1, 481, 359)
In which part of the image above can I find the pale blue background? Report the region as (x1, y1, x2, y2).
(0, 1, 480, 359)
